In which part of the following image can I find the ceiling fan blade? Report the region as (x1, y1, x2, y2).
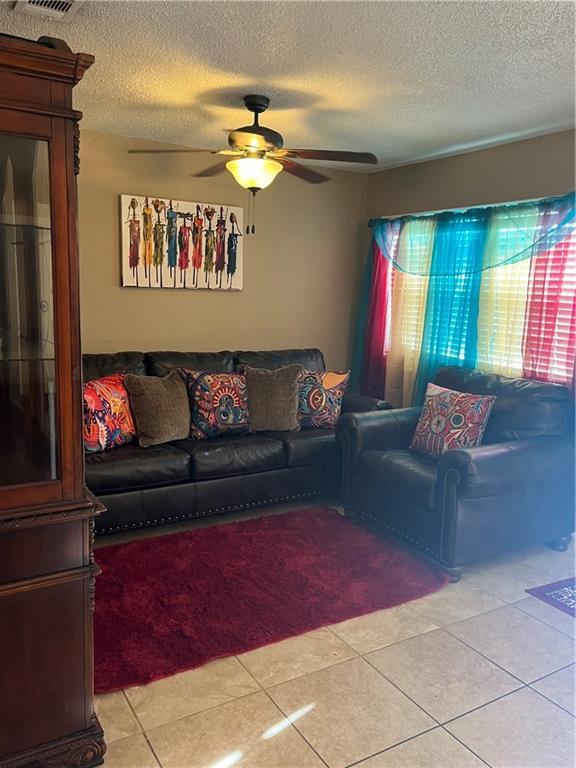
(280, 149, 378, 164)
(192, 160, 229, 178)
(279, 159, 330, 184)
(128, 148, 214, 154)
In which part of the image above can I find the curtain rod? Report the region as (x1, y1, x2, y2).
(369, 190, 575, 224)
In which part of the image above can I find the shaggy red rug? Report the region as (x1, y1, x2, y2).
(94, 507, 448, 693)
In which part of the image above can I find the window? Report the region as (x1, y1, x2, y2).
(378, 196, 576, 405)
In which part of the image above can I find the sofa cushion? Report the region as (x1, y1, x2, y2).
(360, 449, 438, 510)
(82, 351, 145, 383)
(146, 350, 234, 377)
(233, 348, 325, 372)
(263, 429, 337, 467)
(172, 435, 285, 479)
(85, 443, 191, 493)
(434, 366, 573, 442)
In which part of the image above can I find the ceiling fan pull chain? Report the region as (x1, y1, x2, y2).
(246, 191, 251, 235)
(252, 194, 256, 234)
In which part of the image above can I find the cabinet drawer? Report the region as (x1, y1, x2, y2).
(0, 519, 86, 584)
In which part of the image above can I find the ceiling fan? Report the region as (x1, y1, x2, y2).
(128, 94, 378, 193)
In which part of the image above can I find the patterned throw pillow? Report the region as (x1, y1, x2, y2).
(185, 370, 250, 440)
(83, 373, 136, 452)
(298, 370, 350, 429)
(410, 383, 496, 457)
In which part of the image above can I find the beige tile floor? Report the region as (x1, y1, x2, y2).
(95, 507, 575, 768)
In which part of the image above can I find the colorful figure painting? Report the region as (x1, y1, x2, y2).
(121, 195, 243, 290)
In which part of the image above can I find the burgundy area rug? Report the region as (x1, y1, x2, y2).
(94, 507, 448, 693)
(526, 577, 576, 617)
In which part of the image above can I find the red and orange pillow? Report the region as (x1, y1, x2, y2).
(83, 373, 136, 453)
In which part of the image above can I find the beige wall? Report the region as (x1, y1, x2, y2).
(78, 131, 368, 369)
(79, 129, 575, 369)
(367, 129, 575, 218)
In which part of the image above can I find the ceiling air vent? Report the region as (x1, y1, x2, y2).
(12, 0, 86, 23)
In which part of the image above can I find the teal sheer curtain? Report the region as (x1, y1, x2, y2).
(412, 210, 489, 403)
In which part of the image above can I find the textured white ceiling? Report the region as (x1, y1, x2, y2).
(1, 1, 574, 170)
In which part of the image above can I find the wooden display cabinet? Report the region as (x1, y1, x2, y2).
(0, 36, 106, 767)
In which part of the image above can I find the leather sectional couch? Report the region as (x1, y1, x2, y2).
(83, 348, 387, 534)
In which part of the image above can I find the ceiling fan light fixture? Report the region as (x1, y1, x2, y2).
(226, 157, 283, 192)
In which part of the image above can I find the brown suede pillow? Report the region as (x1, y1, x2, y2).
(244, 364, 301, 432)
(125, 370, 190, 447)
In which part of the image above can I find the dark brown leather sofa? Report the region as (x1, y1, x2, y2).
(337, 366, 575, 580)
(83, 348, 387, 534)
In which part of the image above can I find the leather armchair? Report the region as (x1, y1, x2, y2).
(337, 368, 575, 580)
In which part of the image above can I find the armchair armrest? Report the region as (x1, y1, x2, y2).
(336, 408, 421, 508)
(438, 436, 574, 499)
(341, 392, 391, 414)
(337, 407, 421, 455)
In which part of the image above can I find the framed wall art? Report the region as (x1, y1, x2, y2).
(120, 194, 244, 290)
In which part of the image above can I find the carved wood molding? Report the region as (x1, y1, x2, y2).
(0, 507, 96, 530)
(0, 563, 100, 598)
(73, 121, 80, 175)
(0, 494, 102, 530)
(0, 719, 106, 768)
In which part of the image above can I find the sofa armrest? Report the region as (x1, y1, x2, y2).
(438, 436, 574, 499)
(336, 408, 421, 508)
(341, 392, 391, 414)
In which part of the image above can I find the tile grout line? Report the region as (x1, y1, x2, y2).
(331, 623, 440, 657)
(132, 687, 266, 735)
(243, 651, 361, 690)
(142, 733, 163, 768)
(461, 559, 575, 606)
(440, 686, 529, 728)
(529, 660, 575, 685)
(342, 724, 441, 768)
(257, 686, 331, 768)
(407, 601, 503, 627)
(360, 653, 443, 726)
(361, 630, 527, 721)
(120, 688, 146, 732)
(528, 678, 576, 719)
(234, 653, 331, 768)
(233, 632, 360, 689)
(121, 690, 163, 767)
(440, 614, 553, 687)
(343, 723, 494, 768)
(458, 579, 536, 606)
(511, 599, 576, 640)
(438, 724, 493, 767)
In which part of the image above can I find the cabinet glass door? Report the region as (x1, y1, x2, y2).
(0, 135, 58, 486)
